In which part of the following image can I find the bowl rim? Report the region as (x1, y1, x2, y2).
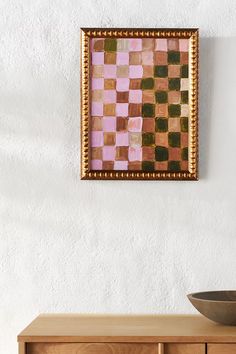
(187, 290, 236, 303)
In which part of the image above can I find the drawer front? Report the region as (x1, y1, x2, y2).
(27, 343, 157, 354)
(165, 344, 205, 354)
(208, 344, 236, 354)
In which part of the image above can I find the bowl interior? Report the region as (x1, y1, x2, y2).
(190, 291, 236, 302)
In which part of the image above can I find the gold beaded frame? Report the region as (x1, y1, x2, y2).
(81, 28, 199, 180)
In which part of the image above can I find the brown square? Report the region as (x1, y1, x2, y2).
(104, 132, 116, 146)
(181, 160, 189, 171)
(142, 118, 155, 132)
(142, 38, 155, 51)
(169, 117, 180, 132)
(116, 147, 128, 160)
(129, 52, 142, 65)
(143, 146, 155, 160)
(155, 132, 168, 147)
(92, 90, 103, 102)
(142, 90, 155, 104)
(168, 65, 181, 78)
(180, 52, 189, 64)
(154, 52, 168, 65)
(168, 91, 181, 104)
(129, 103, 142, 117)
(143, 66, 154, 77)
(104, 52, 116, 64)
(155, 161, 168, 171)
(169, 147, 181, 160)
(104, 79, 116, 90)
(167, 39, 179, 51)
(129, 79, 141, 89)
(117, 65, 129, 78)
(92, 65, 104, 78)
(155, 103, 168, 117)
(117, 117, 128, 131)
(128, 161, 142, 170)
(91, 117, 102, 131)
(181, 132, 188, 147)
(117, 91, 129, 103)
(104, 104, 116, 116)
(154, 78, 168, 90)
(103, 161, 114, 170)
(91, 147, 102, 160)
(93, 39, 104, 52)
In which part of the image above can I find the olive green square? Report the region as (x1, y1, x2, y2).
(155, 146, 169, 161)
(141, 77, 154, 90)
(155, 118, 168, 132)
(168, 104, 181, 117)
(142, 103, 155, 117)
(181, 91, 188, 104)
(182, 147, 188, 161)
(155, 91, 168, 103)
(181, 64, 188, 78)
(180, 117, 188, 132)
(168, 161, 181, 171)
(104, 39, 117, 52)
(168, 78, 180, 90)
(168, 51, 180, 64)
(142, 161, 154, 171)
(168, 132, 180, 147)
(154, 65, 168, 78)
(142, 133, 155, 146)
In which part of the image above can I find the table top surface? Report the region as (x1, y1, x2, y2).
(18, 314, 236, 343)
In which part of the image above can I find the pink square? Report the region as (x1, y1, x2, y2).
(117, 52, 129, 65)
(129, 65, 143, 78)
(114, 161, 128, 170)
(91, 102, 103, 116)
(142, 52, 153, 65)
(91, 131, 103, 147)
(116, 103, 128, 116)
(128, 117, 142, 132)
(179, 39, 189, 52)
(104, 90, 116, 103)
(129, 90, 142, 103)
(103, 146, 116, 161)
(129, 39, 142, 51)
(155, 39, 167, 51)
(104, 65, 117, 78)
(103, 117, 116, 132)
(116, 78, 129, 91)
(91, 160, 102, 170)
(92, 52, 104, 65)
(128, 147, 142, 161)
(92, 78, 104, 90)
(116, 132, 129, 146)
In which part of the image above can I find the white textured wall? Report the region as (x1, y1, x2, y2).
(1, 1, 236, 353)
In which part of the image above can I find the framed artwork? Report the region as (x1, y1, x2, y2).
(81, 28, 198, 180)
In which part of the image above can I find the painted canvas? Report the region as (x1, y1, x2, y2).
(81, 29, 198, 180)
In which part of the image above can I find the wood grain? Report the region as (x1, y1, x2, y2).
(208, 344, 236, 354)
(19, 342, 26, 354)
(165, 344, 205, 354)
(17, 315, 236, 343)
(27, 342, 157, 354)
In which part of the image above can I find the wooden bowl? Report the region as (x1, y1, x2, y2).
(187, 291, 236, 325)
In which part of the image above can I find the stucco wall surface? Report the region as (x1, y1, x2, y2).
(1, 1, 236, 353)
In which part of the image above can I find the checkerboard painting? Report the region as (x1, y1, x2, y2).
(90, 37, 190, 173)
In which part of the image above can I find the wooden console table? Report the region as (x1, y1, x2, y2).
(18, 315, 236, 354)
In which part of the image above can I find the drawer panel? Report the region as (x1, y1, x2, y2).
(165, 344, 205, 354)
(208, 344, 236, 354)
(27, 343, 157, 354)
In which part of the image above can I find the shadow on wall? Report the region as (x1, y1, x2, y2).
(199, 37, 215, 180)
